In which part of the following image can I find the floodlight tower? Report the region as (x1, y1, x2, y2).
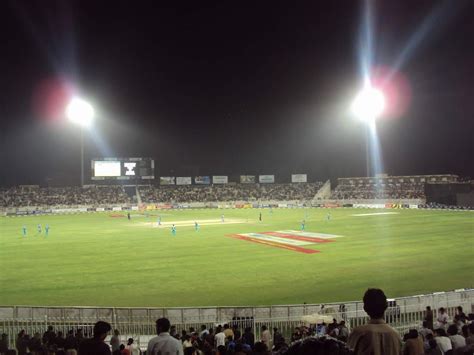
(66, 97, 95, 187)
(351, 84, 385, 176)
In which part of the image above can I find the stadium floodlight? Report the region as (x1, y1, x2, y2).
(351, 85, 385, 123)
(66, 97, 95, 187)
(66, 97, 95, 128)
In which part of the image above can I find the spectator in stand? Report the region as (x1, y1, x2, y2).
(215, 326, 226, 348)
(234, 330, 251, 353)
(199, 324, 209, 340)
(347, 288, 402, 355)
(55, 331, 66, 351)
(260, 325, 272, 350)
(16, 330, 28, 355)
(467, 323, 474, 346)
(419, 321, 433, 340)
(223, 324, 234, 340)
(252, 341, 269, 355)
(216, 344, 227, 355)
(205, 328, 215, 348)
(119, 344, 130, 355)
(425, 338, 443, 355)
(125, 338, 135, 355)
(242, 327, 254, 349)
(183, 334, 193, 349)
(425, 307, 434, 330)
(433, 328, 452, 354)
(328, 319, 340, 338)
(28, 332, 43, 353)
(234, 343, 247, 355)
(403, 329, 424, 355)
(291, 327, 303, 343)
(338, 321, 349, 342)
(454, 307, 467, 325)
(454, 323, 474, 355)
(436, 308, 449, 329)
(284, 336, 352, 355)
(0, 333, 9, 354)
(147, 318, 183, 355)
(110, 329, 121, 353)
(78, 321, 112, 355)
(65, 330, 77, 351)
(273, 327, 284, 347)
(447, 324, 466, 350)
(43, 325, 56, 346)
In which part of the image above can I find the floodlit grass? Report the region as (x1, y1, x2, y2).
(0, 208, 472, 307)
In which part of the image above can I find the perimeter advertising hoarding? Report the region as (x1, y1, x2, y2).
(259, 175, 275, 183)
(240, 175, 256, 183)
(176, 177, 192, 185)
(291, 174, 307, 183)
(195, 176, 211, 185)
(160, 177, 176, 185)
(212, 176, 228, 184)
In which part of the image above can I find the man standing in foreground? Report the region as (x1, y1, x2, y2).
(147, 318, 183, 355)
(78, 321, 111, 355)
(348, 288, 401, 355)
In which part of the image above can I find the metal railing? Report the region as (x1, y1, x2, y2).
(1, 289, 472, 350)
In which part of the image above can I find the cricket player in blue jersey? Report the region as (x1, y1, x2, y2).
(194, 221, 200, 232)
(45, 224, 50, 236)
(171, 224, 176, 236)
(301, 220, 306, 231)
(22, 225, 27, 237)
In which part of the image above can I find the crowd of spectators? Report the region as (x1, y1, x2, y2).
(3, 289, 472, 355)
(0, 186, 131, 207)
(139, 183, 323, 203)
(331, 181, 425, 200)
(0, 178, 431, 207)
(0, 182, 322, 208)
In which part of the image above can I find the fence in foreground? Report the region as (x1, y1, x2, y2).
(1, 289, 472, 350)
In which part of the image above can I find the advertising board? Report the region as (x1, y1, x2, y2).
(212, 176, 228, 184)
(259, 175, 275, 183)
(195, 176, 211, 185)
(291, 174, 307, 183)
(176, 177, 192, 185)
(160, 177, 176, 185)
(240, 175, 256, 183)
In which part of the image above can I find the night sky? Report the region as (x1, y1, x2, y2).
(2, 1, 473, 186)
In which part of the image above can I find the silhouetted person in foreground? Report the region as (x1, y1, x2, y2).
(78, 321, 112, 355)
(348, 288, 401, 355)
(147, 317, 183, 355)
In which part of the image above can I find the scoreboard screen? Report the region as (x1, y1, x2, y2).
(91, 158, 154, 180)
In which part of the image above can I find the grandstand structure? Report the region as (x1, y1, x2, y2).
(2, 173, 471, 213)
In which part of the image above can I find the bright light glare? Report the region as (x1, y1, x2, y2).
(66, 97, 95, 127)
(351, 86, 385, 122)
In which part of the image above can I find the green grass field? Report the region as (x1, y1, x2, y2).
(0, 208, 472, 307)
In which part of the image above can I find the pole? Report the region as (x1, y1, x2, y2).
(81, 127, 84, 187)
(365, 125, 370, 177)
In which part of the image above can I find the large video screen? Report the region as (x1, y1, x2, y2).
(94, 161, 121, 177)
(91, 158, 154, 180)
